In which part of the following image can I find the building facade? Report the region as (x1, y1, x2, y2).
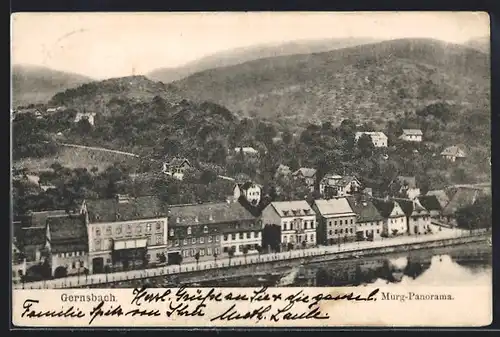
(84, 195, 169, 274)
(312, 198, 357, 245)
(355, 131, 388, 147)
(441, 146, 466, 162)
(261, 200, 317, 251)
(372, 199, 408, 237)
(399, 129, 423, 142)
(319, 175, 362, 198)
(292, 168, 317, 191)
(396, 198, 431, 235)
(162, 158, 192, 180)
(233, 181, 262, 206)
(347, 197, 384, 241)
(167, 201, 259, 264)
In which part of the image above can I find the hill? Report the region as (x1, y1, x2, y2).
(463, 36, 490, 53)
(146, 37, 379, 83)
(11, 64, 93, 107)
(171, 38, 490, 127)
(48, 75, 183, 116)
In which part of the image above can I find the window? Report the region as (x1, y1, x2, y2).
(350, 228, 353, 234)
(223, 247, 228, 253)
(231, 234, 236, 240)
(147, 236, 153, 246)
(183, 250, 188, 257)
(350, 219, 353, 224)
(127, 225, 132, 233)
(329, 230, 332, 235)
(207, 247, 212, 255)
(156, 234, 163, 245)
(95, 239, 101, 250)
(239, 233, 244, 240)
(334, 230, 338, 234)
(224, 234, 228, 241)
(283, 222, 288, 230)
(255, 231, 259, 238)
(215, 236, 220, 242)
(156, 222, 162, 231)
(339, 220, 343, 225)
(136, 225, 142, 234)
(200, 237, 205, 244)
(215, 247, 220, 254)
(169, 229, 174, 237)
(116, 226, 122, 234)
(72, 262, 76, 269)
(401, 218, 404, 223)
(203, 226, 208, 234)
(334, 221, 337, 226)
(192, 237, 196, 244)
(328, 221, 332, 227)
(377, 229, 380, 234)
(200, 249, 205, 256)
(283, 236, 287, 243)
(106, 226, 112, 235)
(310, 234, 314, 241)
(146, 223, 152, 232)
(208, 236, 213, 243)
(340, 229, 343, 234)
(187, 227, 192, 235)
(304, 222, 308, 229)
(174, 240, 179, 246)
(96, 228, 101, 236)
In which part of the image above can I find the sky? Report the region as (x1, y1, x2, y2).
(11, 12, 489, 79)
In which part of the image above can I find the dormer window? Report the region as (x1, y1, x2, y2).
(169, 229, 174, 236)
(209, 214, 213, 221)
(187, 226, 192, 235)
(203, 226, 208, 234)
(176, 217, 180, 223)
(194, 216, 199, 223)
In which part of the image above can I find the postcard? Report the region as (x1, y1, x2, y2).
(11, 11, 492, 328)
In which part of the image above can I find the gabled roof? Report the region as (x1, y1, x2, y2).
(394, 198, 429, 217)
(355, 131, 388, 139)
(418, 195, 443, 212)
(47, 215, 88, 254)
(426, 190, 450, 208)
(371, 198, 403, 218)
(347, 197, 383, 222)
(235, 147, 258, 153)
(19, 210, 69, 227)
(442, 188, 481, 216)
(240, 181, 262, 190)
(169, 202, 257, 226)
(86, 196, 168, 223)
(19, 226, 46, 248)
(401, 129, 423, 136)
(164, 157, 191, 167)
(441, 146, 466, 157)
(270, 200, 315, 217)
(292, 168, 317, 178)
(334, 176, 361, 187)
(313, 198, 355, 217)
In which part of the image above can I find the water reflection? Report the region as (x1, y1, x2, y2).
(196, 242, 491, 288)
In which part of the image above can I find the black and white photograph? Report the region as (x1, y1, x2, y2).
(10, 11, 492, 327)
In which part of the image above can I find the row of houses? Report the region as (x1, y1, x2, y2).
(14, 182, 468, 282)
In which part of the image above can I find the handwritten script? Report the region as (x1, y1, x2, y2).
(19, 286, 379, 325)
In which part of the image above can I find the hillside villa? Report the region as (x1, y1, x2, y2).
(162, 157, 192, 180)
(319, 174, 362, 198)
(313, 198, 357, 245)
(399, 129, 423, 142)
(292, 167, 317, 191)
(441, 146, 467, 162)
(355, 131, 388, 147)
(234, 146, 259, 156)
(74, 112, 97, 126)
(233, 181, 263, 206)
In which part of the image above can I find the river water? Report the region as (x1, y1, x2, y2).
(187, 241, 492, 288)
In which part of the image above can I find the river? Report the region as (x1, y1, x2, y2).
(184, 241, 492, 288)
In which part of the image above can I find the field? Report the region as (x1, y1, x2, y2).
(13, 145, 142, 172)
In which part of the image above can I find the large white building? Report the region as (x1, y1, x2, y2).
(233, 181, 262, 206)
(355, 131, 388, 147)
(399, 129, 423, 142)
(260, 200, 317, 250)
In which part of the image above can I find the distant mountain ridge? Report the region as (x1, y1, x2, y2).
(463, 36, 490, 53)
(170, 38, 490, 126)
(146, 37, 379, 83)
(12, 64, 93, 107)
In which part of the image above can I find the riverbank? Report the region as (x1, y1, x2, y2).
(14, 227, 490, 289)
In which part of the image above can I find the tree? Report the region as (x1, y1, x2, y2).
(194, 251, 200, 269)
(242, 246, 249, 264)
(158, 252, 167, 264)
(301, 241, 306, 250)
(199, 169, 217, 185)
(213, 252, 218, 265)
(227, 247, 235, 266)
(282, 130, 293, 145)
(255, 245, 262, 260)
(357, 134, 375, 158)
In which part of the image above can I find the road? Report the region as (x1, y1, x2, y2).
(13, 225, 488, 289)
